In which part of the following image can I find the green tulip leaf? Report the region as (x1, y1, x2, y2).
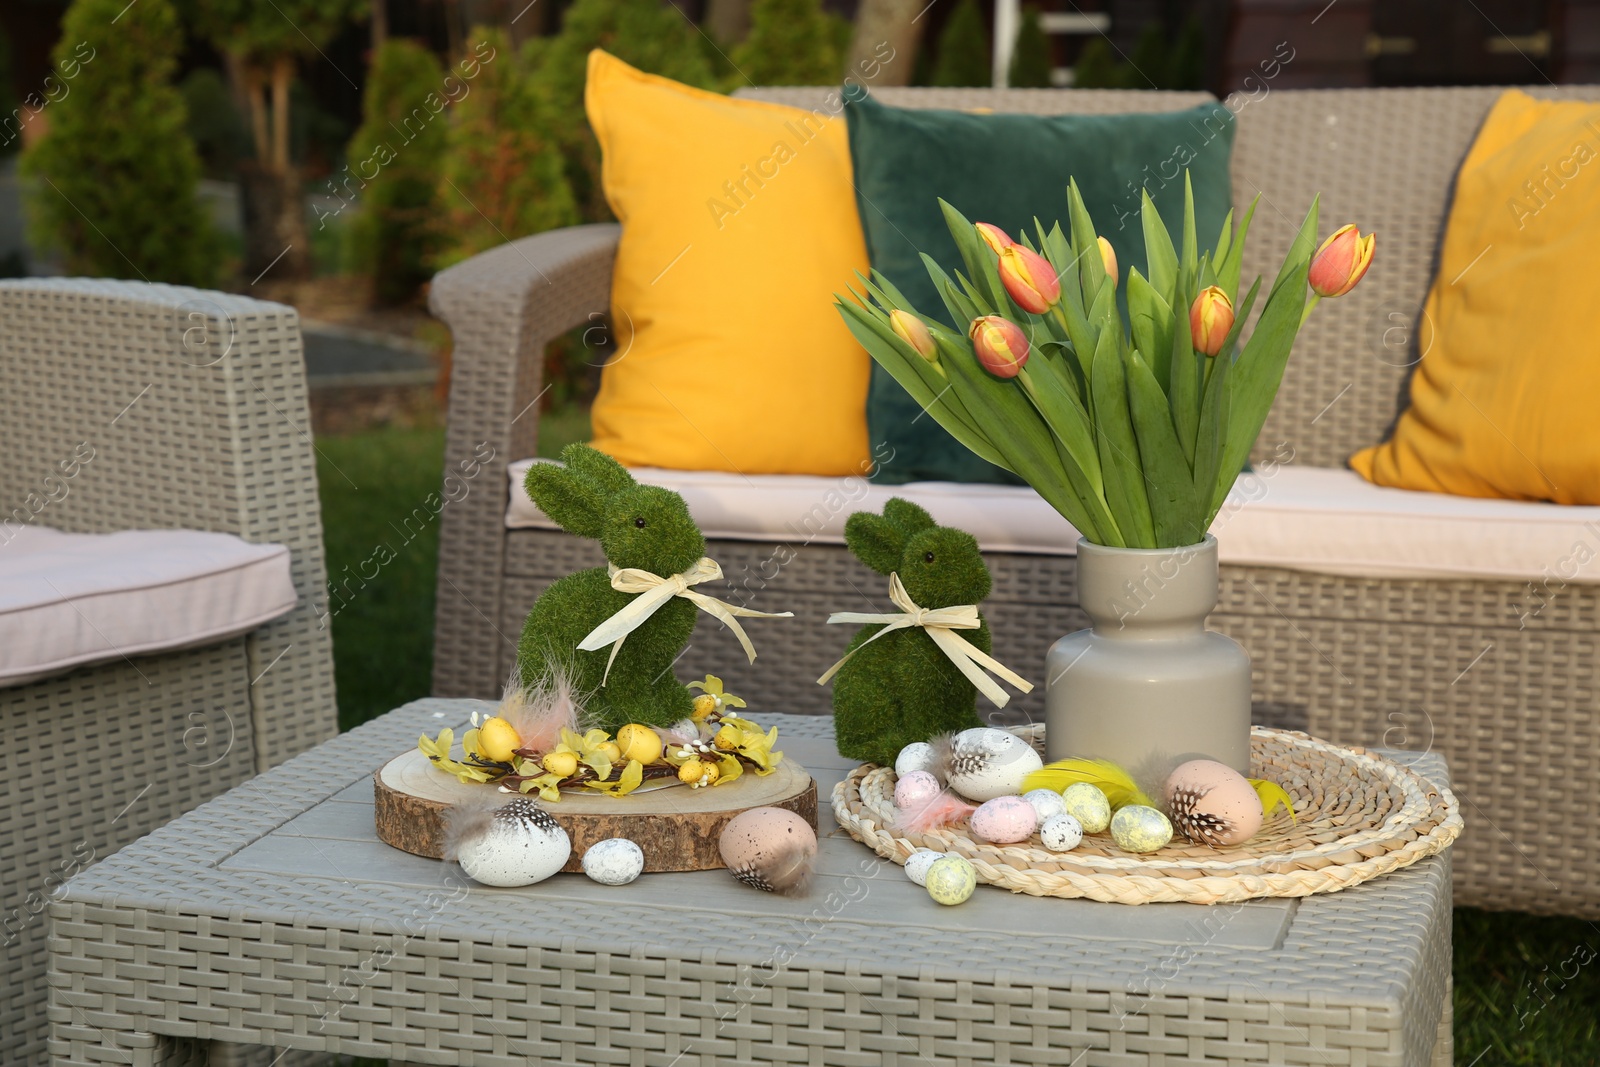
(1126, 348, 1200, 546)
(1091, 330, 1155, 547)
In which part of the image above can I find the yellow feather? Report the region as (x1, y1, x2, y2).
(1249, 778, 1297, 822)
(1022, 758, 1153, 809)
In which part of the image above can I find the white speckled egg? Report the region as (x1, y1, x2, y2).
(924, 855, 977, 905)
(456, 799, 571, 887)
(969, 796, 1038, 843)
(1060, 782, 1112, 833)
(1110, 804, 1173, 853)
(1023, 788, 1067, 822)
(1166, 759, 1265, 847)
(946, 728, 1044, 802)
(903, 849, 944, 886)
(894, 770, 943, 811)
(718, 807, 817, 893)
(1039, 813, 1084, 852)
(895, 741, 938, 778)
(580, 838, 645, 885)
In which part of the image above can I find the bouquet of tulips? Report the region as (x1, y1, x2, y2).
(837, 176, 1373, 549)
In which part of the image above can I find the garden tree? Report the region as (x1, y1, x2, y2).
(1167, 17, 1207, 91)
(730, 0, 847, 87)
(22, 0, 219, 285)
(704, 0, 753, 46)
(344, 39, 449, 303)
(931, 0, 990, 87)
(185, 0, 367, 281)
(434, 29, 577, 267)
(1007, 7, 1052, 88)
(1127, 20, 1168, 88)
(1071, 36, 1126, 88)
(533, 0, 717, 219)
(846, 0, 928, 87)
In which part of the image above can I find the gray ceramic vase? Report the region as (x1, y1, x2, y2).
(1044, 534, 1252, 779)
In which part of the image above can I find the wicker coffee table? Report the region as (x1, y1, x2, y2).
(47, 699, 1452, 1067)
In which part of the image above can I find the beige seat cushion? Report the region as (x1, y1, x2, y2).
(0, 526, 297, 688)
(506, 459, 1600, 585)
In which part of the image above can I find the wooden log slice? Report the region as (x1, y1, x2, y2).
(375, 748, 817, 872)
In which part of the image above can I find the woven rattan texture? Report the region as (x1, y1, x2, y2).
(427, 87, 1600, 917)
(1, 279, 337, 1066)
(428, 224, 622, 699)
(836, 725, 1461, 904)
(48, 701, 1450, 1067)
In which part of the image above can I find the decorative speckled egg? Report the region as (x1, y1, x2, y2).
(455, 799, 571, 887)
(945, 728, 1044, 802)
(903, 849, 944, 886)
(718, 807, 817, 893)
(1166, 759, 1265, 847)
(969, 795, 1038, 843)
(580, 838, 644, 885)
(1039, 813, 1084, 852)
(895, 741, 938, 778)
(894, 770, 943, 812)
(1060, 782, 1112, 834)
(1023, 788, 1068, 822)
(1110, 804, 1173, 853)
(924, 855, 977, 905)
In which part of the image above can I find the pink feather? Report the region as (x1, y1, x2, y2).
(892, 790, 976, 835)
(496, 665, 583, 755)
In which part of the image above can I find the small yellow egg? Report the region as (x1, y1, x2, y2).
(476, 717, 520, 763)
(616, 724, 663, 764)
(714, 724, 742, 751)
(597, 741, 623, 764)
(701, 761, 721, 785)
(542, 750, 579, 778)
(692, 694, 718, 720)
(678, 759, 707, 784)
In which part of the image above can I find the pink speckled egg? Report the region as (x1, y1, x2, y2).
(1165, 760, 1264, 847)
(894, 770, 942, 811)
(719, 807, 817, 893)
(968, 795, 1038, 844)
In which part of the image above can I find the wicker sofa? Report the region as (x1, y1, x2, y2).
(0, 280, 337, 1065)
(429, 85, 1600, 918)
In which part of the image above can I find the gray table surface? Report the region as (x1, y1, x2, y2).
(48, 700, 1452, 1067)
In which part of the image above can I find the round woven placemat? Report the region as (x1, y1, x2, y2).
(833, 725, 1462, 905)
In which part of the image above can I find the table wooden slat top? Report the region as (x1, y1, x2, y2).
(47, 699, 1453, 1067)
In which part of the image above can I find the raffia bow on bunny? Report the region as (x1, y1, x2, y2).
(819, 498, 1033, 766)
(518, 444, 792, 730)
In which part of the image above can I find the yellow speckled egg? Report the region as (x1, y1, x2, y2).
(1110, 804, 1173, 853)
(1060, 782, 1112, 833)
(925, 855, 977, 905)
(476, 717, 520, 762)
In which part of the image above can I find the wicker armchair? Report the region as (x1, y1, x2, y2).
(0, 279, 337, 1065)
(430, 85, 1600, 918)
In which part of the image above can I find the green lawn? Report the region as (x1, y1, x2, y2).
(315, 416, 1599, 1065)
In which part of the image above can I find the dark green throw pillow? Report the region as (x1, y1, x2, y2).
(844, 89, 1236, 485)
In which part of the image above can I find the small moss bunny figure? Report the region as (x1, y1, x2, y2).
(828, 498, 995, 766)
(518, 444, 747, 731)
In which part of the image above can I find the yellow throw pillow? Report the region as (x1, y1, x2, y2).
(584, 50, 871, 476)
(1351, 90, 1600, 503)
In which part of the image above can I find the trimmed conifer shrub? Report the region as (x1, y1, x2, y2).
(344, 39, 449, 304)
(1008, 7, 1053, 88)
(730, 0, 847, 86)
(434, 29, 578, 268)
(22, 0, 220, 285)
(932, 0, 991, 88)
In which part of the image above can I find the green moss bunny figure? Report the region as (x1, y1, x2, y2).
(827, 498, 994, 766)
(516, 444, 725, 730)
